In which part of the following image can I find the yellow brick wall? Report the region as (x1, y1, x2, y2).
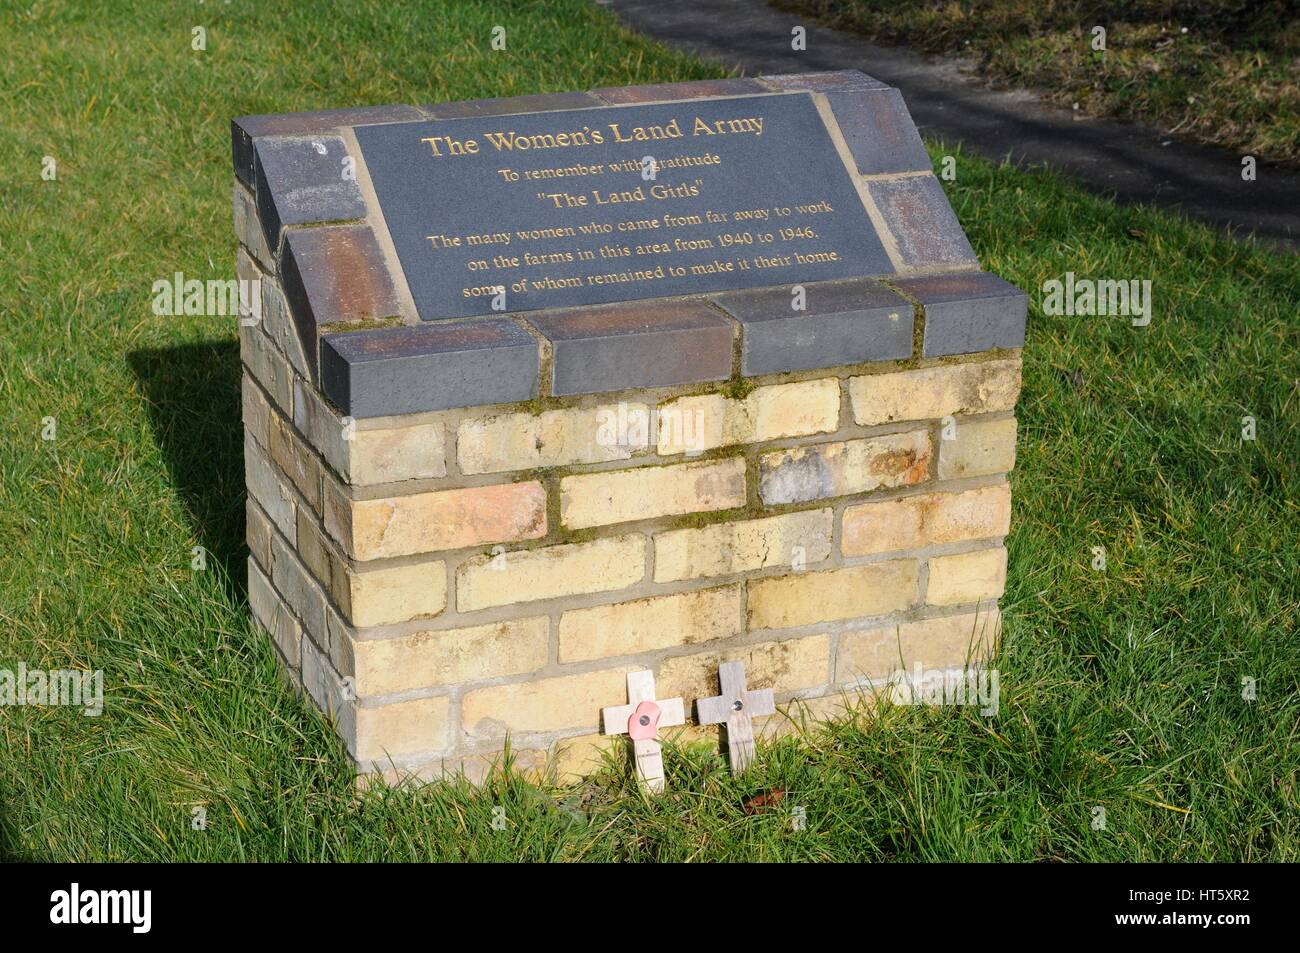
(241, 309, 1021, 781)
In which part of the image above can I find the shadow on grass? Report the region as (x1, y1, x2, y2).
(128, 340, 246, 603)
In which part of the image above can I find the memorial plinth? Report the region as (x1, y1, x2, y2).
(233, 72, 1025, 783)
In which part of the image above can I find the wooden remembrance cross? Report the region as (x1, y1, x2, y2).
(601, 670, 685, 793)
(697, 661, 775, 774)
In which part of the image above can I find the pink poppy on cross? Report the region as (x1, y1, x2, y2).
(601, 670, 685, 793)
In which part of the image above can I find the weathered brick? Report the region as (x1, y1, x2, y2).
(653, 509, 833, 583)
(293, 377, 349, 476)
(849, 359, 1021, 425)
(658, 634, 831, 704)
(352, 423, 449, 485)
(458, 403, 647, 475)
(826, 87, 931, 175)
(248, 556, 277, 632)
(232, 182, 274, 272)
(747, 560, 919, 630)
(656, 379, 840, 456)
(307, 637, 457, 761)
(836, 609, 1001, 683)
(301, 634, 347, 722)
(261, 277, 311, 378)
(269, 414, 323, 514)
(324, 480, 546, 561)
(865, 175, 976, 270)
(244, 432, 296, 545)
(294, 506, 337, 587)
(246, 497, 274, 572)
(234, 246, 266, 333)
(294, 378, 448, 485)
(341, 617, 548, 696)
(272, 610, 303, 673)
(593, 78, 767, 104)
(271, 533, 328, 642)
(759, 430, 931, 504)
(298, 497, 432, 627)
(248, 557, 302, 669)
(938, 416, 1018, 479)
(231, 104, 424, 187)
(549, 732, 623, 783)
(457, 535, 645, 612)
(239, 322, 294, 417)
(241, 373, 272, 449)
(354, 696, 452, 762)
(760, 70, 889, 93)
(560, 458, 746, 530)
(558, 585, 742, 663)
(841, 484, 1011, 556)
(252, 134, 367, 250)
(282, 225, 404, 379)
(462, 668, 633, 737)
(337, 559, 447, 629)
(927, 547, 1008, 606)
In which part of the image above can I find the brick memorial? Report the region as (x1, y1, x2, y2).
(232, 72, 1026, 783)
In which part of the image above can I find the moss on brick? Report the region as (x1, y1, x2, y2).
(721, 376, 757, 401)
(319, 315, 405, 334)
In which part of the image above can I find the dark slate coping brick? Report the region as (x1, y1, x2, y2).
(593, 78, 768, 104)
(319, 318, 539, 418)
(759, 70, 889, 92)
(527, 300, 733, 396)
(826, 88, 930, 175)
(231, 105, 424, 187)
(253, 135, 368, 251)
(894, 272, 1028, 357)
(282, 225, 404, 381)
(422, 91, 603, 119)
(867, 175, 978, 271)
(713, 279, 915, 375)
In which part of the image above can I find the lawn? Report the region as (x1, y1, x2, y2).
(774, 0, 1300, 164)
(0, 0, 1296, 862)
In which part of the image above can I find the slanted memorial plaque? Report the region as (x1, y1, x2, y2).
(234, 73, 1026, 784)
(355, 94, 893, 321)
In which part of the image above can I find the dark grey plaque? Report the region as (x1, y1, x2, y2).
(354, 94, 893, 321)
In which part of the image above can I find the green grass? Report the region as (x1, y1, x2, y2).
(774, 0, 1300, 164)
(1, 0, 1297, 861)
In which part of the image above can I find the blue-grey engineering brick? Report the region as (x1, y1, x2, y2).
(759, 70, 889, 92)
(712, 279, 914, 375)
(231, 104, 425, 188)
(825, 88, 931, 175)
(893, 272, 1028, 357)
(867, 175, 978, 270)
(592, 78, 768, 104)
(526, 301, 733, 396)
(252, 135, 368, 251)
(319, 319, 539, 418)
(281, 225, 403, 380)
